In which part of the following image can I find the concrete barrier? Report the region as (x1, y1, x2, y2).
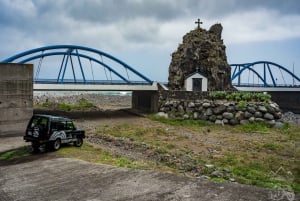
(0, 63, 33, 136)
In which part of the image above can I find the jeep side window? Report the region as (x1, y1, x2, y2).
(39, 118, 48, 130)
(57, 122, 66, 130)
(51, 121, 58, 131)
(66, 121, 74, 130)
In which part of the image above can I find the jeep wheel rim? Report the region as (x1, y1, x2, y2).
(75, 138, 83, 147)
(54, 139, 61, 150)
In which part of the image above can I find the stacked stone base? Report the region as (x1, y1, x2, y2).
(158, 99, 283, 127)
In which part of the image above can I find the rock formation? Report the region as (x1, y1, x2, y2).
(168, 23, 234, 91)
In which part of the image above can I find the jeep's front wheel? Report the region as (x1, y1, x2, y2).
(74, 137, 83, 147)
(53, 138, 61, 151)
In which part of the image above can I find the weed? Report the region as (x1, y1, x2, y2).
(262, 143, 281, 151)
(210, 177, 227, 183)
(208, 91, 272, 102)
(0, 146, 31, 160)
(237, 122, 270, 133)
(237, 101, 247, 109)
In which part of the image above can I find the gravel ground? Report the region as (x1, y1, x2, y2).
(34, 93, 300, 125)
(34, 93, 132, 110)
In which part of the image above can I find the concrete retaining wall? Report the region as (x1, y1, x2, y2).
(0, 63, 33, 136)
(269, 91, 300, 113)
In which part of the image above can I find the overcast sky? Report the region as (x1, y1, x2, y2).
(1, 0, 300, 83)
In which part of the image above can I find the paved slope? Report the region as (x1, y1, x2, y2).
(0, 157, 295, 201)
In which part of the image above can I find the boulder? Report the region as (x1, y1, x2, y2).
(247, 106, 256, 114)
(254, 111, 263, 118)
(223, 112, 234, 120)
(244, 111, 253, 119)
(178, 105, 185, 113)
(258, 106, 267, 113)
(226, 106, 235, 113)
(230, 118, 239, 125)
(193, 112, 199, 120)
(213, 105, 226, 114)
(203, 102, 211, 108)
(235, 111, 244, 121)
(240, 120, 249, 125)
(215, 119, 223, 125)
(188, 102, 195, 108)
(264, 113, 274, 120)
(209, 115, 217, 122)
(183, 114, 190, 120)
(156, 112, 168, 118)
(222, 118, 229, 124)
(255, 118, 265, 122)
(205, 108, 213, 116)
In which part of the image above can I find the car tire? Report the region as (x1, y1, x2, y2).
(53, 138, 61, 151)
(74, 137, 83, 147)
(45, 142, 52, 151)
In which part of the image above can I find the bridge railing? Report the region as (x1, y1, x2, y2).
(232, 83, 300, 88)
(34, 79, 152, 85)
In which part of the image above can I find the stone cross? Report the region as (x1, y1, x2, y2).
(195, 18, 203, 29)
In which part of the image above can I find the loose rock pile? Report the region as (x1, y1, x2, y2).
(34, 93, 132, 109)
(158, 99, 284, 127)
(280, 111, 300, 125)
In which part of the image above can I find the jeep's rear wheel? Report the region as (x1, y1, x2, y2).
(31, 143, 40, 153)
(53, 138, 61, 151)
(74, 137, 83, 147)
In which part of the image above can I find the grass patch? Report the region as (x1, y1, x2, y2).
(57, 143, 164, 170)
(214, 153, 298, 192)
(142, 116, 299, 192)
(148, 114, 210, 128)
(262, 143, 281, 151)
(0, 146, 31, 161)
(236, 122, 271, 133)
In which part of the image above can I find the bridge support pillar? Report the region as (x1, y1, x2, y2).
(132, 91, 159, 112)
(0, 63, 33, 136)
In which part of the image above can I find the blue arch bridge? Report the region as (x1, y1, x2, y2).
(1, 45, 158, 91)
(2, 44, 300, 91)
(2, 45, 300, 112)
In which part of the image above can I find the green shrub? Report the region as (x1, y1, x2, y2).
(237, 101, 247, 109)
(208, 91, 272, 102)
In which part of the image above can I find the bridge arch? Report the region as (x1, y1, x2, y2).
(1, 45, 153, 85)
(230, 61, 300, 87)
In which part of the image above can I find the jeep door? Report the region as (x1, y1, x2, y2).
(65, 121, 75, 139)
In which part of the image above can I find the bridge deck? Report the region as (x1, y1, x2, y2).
(33, 82, 158, 91)
(235, 86, 300, 92)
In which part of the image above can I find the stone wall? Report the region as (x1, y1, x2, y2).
(0, 63, 33, 136)
(158, 91, 283, 126)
